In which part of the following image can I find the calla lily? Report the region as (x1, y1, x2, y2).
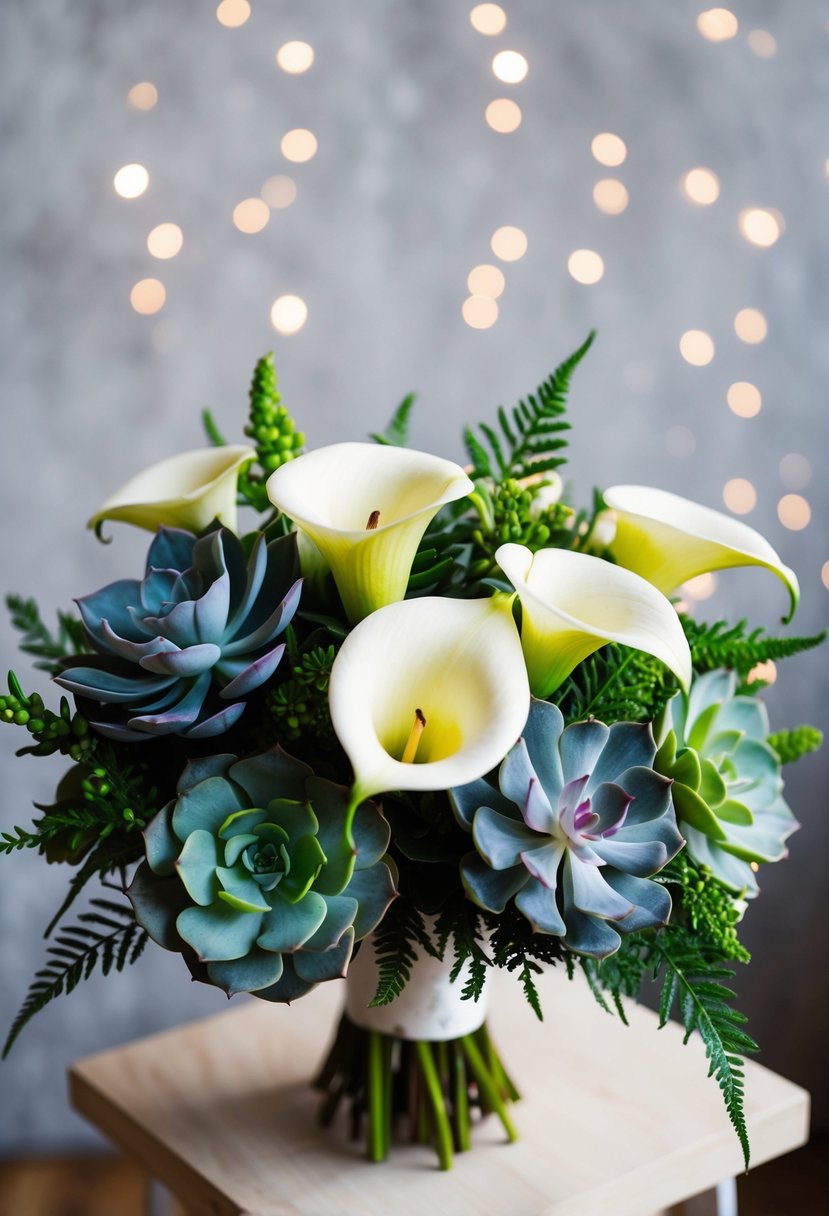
(266, 442, 474, 622)
(496, 543, 692, 699)
(88, 446, 256, 537)
(603, 485, 799, 622)
(328, 595, 530, 803)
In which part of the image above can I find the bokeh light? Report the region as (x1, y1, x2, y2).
(216, 0, 250, 28)
(130, 278, 166, 315)
(281, 128, 318, 163)
(127, 82, 158, 111)
(270, 295, 308, 335)
(682, 573, 718, 600)
(567, 249, 605, 285)
(147, 223, 183, 260)
(777, 494, 811, 531)
(467, 264, 505, 298)
(739, 207, 782, 247)
(591, 132, 627, 167)
(462, 296, 499, 329)
(492, 51, 528, 83)
(113, 163, 149, 199)
(469, 4, 507, 35)
(727, 381, 762, 417)
(748, 29, 777, 58)
(734, 307, 768, 344)
(681, 167, 720, 205)
(723, 478, 757, 514)
(491, 226, 528, 261)
(593, 179, 629, 214)
(485, 99, 522, 133)
(697, 9, 738, 42)
(261, 175, 297, 208)
(822, 561, 829, 592)
(276, 41, 315, 73)
(747, 660, 777, 685)
(779, 453, 811, 491)
(233, 198, 270, 233)
(679, 330, 715, 366)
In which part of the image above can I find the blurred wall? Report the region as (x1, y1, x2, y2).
(1, 0, 827, 1152)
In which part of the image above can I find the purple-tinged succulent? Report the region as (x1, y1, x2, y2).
(55, 526, 301, 741)
(451, 699, 684, 958)
(128, 746, 396, 1001)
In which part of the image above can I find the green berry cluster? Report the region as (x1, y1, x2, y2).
(660, 853, 750, 963)
(266, 645, 336, 744)
(239, 353, 305, 511)
(0, 673, 93, 761)
(767, 725, 823, 765)
(468, 478, 573, 579)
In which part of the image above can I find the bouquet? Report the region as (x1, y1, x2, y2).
(2, 336, 823, 1171)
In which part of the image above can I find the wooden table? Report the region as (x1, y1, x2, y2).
(68, 968, 809, 1216)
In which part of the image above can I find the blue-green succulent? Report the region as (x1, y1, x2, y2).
(128, 746, 396, 1000)
(55, 525, 301, 741)
(451, 699, 683, 958)
(654, 670, 797, 896)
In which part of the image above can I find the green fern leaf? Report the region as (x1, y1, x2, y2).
(370, 393, 416, 446)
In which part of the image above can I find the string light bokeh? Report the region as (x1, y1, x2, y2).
(2, 0, 828, 1156)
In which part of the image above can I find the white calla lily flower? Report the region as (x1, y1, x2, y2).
(87, 445, 255, 537)
(604, 485, 799, 622)
(328, 595, 530, 805)
(267, 443, 473, 622)
(496, 543, 692, 698)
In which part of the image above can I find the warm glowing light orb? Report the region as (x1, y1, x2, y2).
(726, 382, 761, 418)
(130, 278, 166, 315)
(739, 207, 782, 247)
(490, 226, 527, 261)
(697, 8, 739, 42)
(147, 223, 183, 260)
(216, 0, 250, 28)
(593, 179, 629, 215)
(233, 198, 270, 234)
(281, 128, 318, 163)
(682, 167, 720, 205)
(113, 163, 149, 199)
(485, 99, 522, 133)
(467, 264, 505, 298)
(270, 294, 308, 335)
(462, 296, 499, 329)
(591, 132, 627, 167)
(127, 82, 158, 111)
(469, 4, 507, 35)
(748, 29, 777, 58)
(747, 660, 777, 685)
(276, 41, 315, 73)
(679, 330, 715, 366)
(492, 51, 528, 83)
(821, 561, 829, 592)
(682, 573, 717, 600)
(567, 249, 605, 285)
(734, 308, 768, 344)
(777, 494, 811, 531)
(723, 478, 757, 515)
(260, 175, 297, 209)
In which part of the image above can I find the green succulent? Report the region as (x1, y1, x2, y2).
(128, 746, 396, 1001)
(654, 670, 797, 896)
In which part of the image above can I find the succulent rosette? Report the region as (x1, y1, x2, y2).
(654, 670, 798, 897)
(128, 747, 397, 1000)
(451, 699, 683, 957)
(55, 526, 301, 741)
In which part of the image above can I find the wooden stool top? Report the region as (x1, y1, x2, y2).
(69, 967, 808, 1216)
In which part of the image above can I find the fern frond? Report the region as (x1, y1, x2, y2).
(464, 331, 594, 482)
(684, 618, 826, 682)
(370, 393, 416, 446)
(6, 595, 88, 674)
(3, 898, 146, 1057)
(368, 899, 435, 1007)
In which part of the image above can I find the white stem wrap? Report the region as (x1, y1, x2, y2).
(345, 925, 489, 1041)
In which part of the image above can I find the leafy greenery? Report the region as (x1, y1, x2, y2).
(265, 643, 337, 744)
(2, 898, 147, 1058)
(558, 644, 680, 726)
(768, 725, 823, 765)
(463, 331, 594, 483)
(656, 853, 749, 963)
(487, 906, 567, 1020)
(203, 352, 305, 512)
(6, 595, 88, 675)
(683, 617, 826, 686)
(370, 393, 416, 446)
(368, 898, 439, 1007)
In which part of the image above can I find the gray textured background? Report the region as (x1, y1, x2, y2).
(1, 0, 827, 1153)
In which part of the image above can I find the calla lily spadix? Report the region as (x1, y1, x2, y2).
(87, 445, 256, 538)
(603, 485, 800, 623)
(496, 543, 692, 699)
(267, 443, 474, 623)
(328, 595, 530, 818)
